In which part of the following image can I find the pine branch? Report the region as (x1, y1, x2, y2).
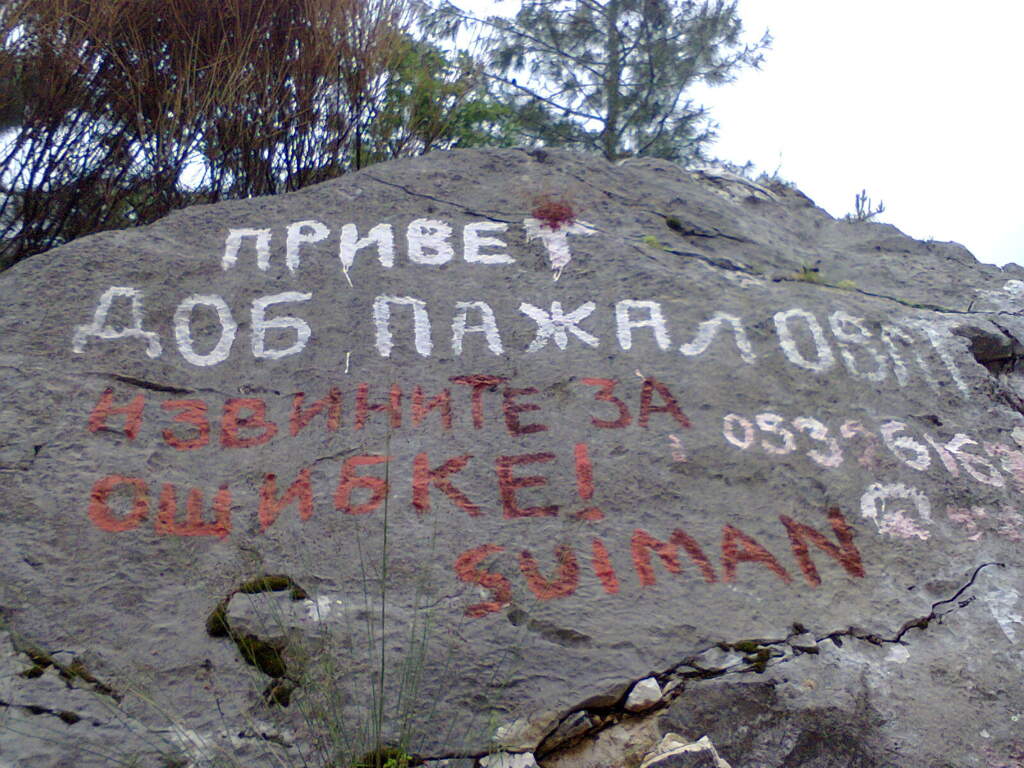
(484, 71, 603, 122)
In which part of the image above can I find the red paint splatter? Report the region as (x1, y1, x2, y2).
(531, 195, 576, 230)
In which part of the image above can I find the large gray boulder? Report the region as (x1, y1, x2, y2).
(1, 148, 1022, 768)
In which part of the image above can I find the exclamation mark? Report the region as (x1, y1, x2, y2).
(573, 443, 603, 521)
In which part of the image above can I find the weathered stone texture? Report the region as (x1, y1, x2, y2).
(1, 148, 1023, 767)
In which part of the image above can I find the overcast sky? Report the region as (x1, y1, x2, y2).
(461, 0, 1023, 267)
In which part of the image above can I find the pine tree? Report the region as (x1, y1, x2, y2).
(430, 0, 769, 161)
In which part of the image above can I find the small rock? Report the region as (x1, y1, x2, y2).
(478, 751, 539, 768)
(661, 678, 684, 697)
(686, 647, 745, 672)
(540, 715, 661, 768)
(625, 677, 663, 712)
(493, 712, 561, 751)
(640, 734, 732, 768)
(544, 710, 595, 746)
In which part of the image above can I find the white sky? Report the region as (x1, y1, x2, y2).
(459, 0, 1024, 266)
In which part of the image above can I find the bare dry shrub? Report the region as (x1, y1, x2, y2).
(0, 0, 412, 268)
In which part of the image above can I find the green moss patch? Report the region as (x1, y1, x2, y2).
(263, 679, 295, 707)
(234, 633, 287, 679)
(728, 640, 762, 654)
(205, 601, 231, 638)
(353, 746, 412, 768)
(238, 574, 306, 599)
(204, 573, 313, 701)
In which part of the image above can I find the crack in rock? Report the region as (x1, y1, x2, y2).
(309, 446, 360, 470)
(0, 698, 91, 726)
(84, 371, 246, 400)
(9, 641, 121, 702)
(362, 173, 516, 223)
(771, 275, 960, 314)
(663, 215, 750, 244)
(107, 373, 193, 394)
(654, 244, 759, 276)
(818, 561, 1004, 647)
(953, 321, 1024, 415)
(233, 725, 294, 748)
(530, 562, 1005, 761)
(964, 319, 1024, 375)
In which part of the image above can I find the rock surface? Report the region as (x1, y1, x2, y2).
(1, 148, 1024, 767)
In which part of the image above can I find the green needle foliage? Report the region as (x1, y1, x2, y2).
(427, 0, 770, 162)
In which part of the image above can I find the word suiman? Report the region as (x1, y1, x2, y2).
(455, 507, 864, 616)
(72, 288, 973, 394)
